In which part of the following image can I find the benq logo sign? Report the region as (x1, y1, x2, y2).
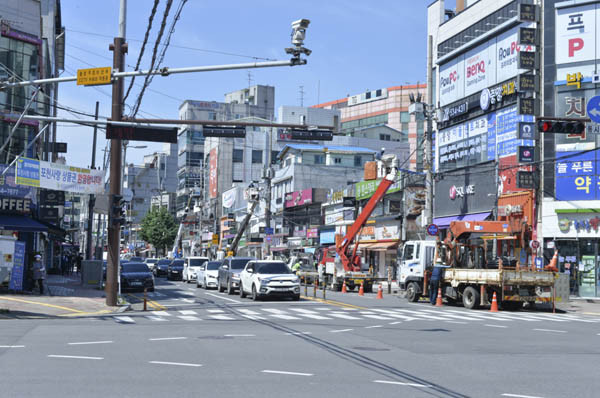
(466, 61, 485, 78)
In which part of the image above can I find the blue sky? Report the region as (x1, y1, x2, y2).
(58, 0, 439, 168)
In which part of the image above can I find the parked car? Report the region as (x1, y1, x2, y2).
(153, 259, 171, 277)
(144, 258, 158, 271)
(196, 261, 221, 289)
(167, 259, 185, 281)
(183, 257, 209, 283)
(218, 257, 253, 294)
(239, 260, 300, 301)
(120, 262, 154, 292)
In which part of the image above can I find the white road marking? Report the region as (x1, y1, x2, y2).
(263, 309, 300, 320)
(152, 311, 171, 316)
(0, 345, 25, 348)
(178, 315, 201, 321)
(206, 309, 224, 313)
(48, 355, 103, 360)
(445, 321, 467, 324)
(270, 314, 301, 320)
(501, 394, 545, 398)
(179, 310, 197, 315)
(372, 310, 416, 321)
(68, 341, 113, 345)
(289, 309, 331, 320)
(149, 337, 187, 341)
(314, 307, 333, 310)
(329, 312, 361, 320)
(330, 328, 353, 333)
(285, 332, 312, 335)
(225, 334, 255, 337)
(421, 309, 482, 321)
(365, 325, 383, 329)
(395, 309, 451, 321)
(146, 316, 168, 322)
(262, 370, 313, 377)
(363, 314, 393, 320)
(442, 310, 513, 322)
(114, 316, 135, 324)
(485, 324, 508, 329)
(204, 292, 242, 304)
(149, 361, 202, 367)
(209, 314, 235, 320)
(389, 321, 402, 325)
(340, 307, 358, 311)
(238, 309, 260, 315)
(181, 299, 195, 303)
(533, 328, 566, 333)
(373, 380, 430, 388)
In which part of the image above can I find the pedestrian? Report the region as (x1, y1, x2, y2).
(32, 254, 46, 295)
(429, 264, 445, 305)
(61, 252, 69, 276)
(292, 260, 301, 275)
(75, 253, 82, 275)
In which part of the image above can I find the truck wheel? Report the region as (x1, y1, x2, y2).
(406, 282, 420, 302)
(462, 286, 480, 310)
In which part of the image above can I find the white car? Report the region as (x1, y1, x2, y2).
(239, 260, 300, 301)
(196, 261, 221, 289)
(144, 258, 158, 271)
(183, 257, 209, 283)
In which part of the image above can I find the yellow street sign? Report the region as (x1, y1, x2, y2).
(77, 67, 112, 86)
(212, 234, 219, 245)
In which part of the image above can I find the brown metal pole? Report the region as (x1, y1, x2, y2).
(86, 101, 100, 260)
(106, 37, 126, 306)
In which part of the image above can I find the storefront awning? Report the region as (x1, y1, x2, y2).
(367, 241, 399, 251)
(433, 212, 491, 228)
(0, 215, 48, 232)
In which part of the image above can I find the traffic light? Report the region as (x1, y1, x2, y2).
(517, 171, 536, 189)
(537, 119, 585, 134)
(110, 194, 126, 226)
(289, 129, 334, 141)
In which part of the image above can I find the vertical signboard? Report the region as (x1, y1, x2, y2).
(209, 148, 218, 199)
(555, 4, 597, 64)
(439, 56, 464, 106)
(8, 241, 25, 292)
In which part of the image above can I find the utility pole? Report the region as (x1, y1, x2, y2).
(86, 101, 99, 260)
(424, 35, 434, 227)
(263, 127, 273, 258)
(106, 0, 127, 306)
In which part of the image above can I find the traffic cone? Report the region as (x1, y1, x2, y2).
(358, 282, 364, 296)
(490, 292, 499, 312)
(545, 251, 559, 272)
(435, 288, 443, 307)
(376, 283, 383, 299)
(341, 281, 347, 293)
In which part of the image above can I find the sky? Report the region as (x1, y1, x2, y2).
(57, 0, 442, 168)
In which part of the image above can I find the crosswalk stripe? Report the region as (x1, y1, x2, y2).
(419, 309, 483, 321)
(241, 315, 266, 320)
(177, 315, 201, 321)
(114, 316, 135, 324)
(152, 311, 171, 316)
(394, 310, 451, 321)
(269, 314, 301, 320)
(146, 316, 168, 322)
(209, 314, 235, 320)
(442, 310, 513, 321)
(372, 309, 417, 321)
(179, 310, 197, 315)
(329, 312, 361, 320)
(363, 314, 394, 320)
(207, 309, 224, 313)
(181, 299, 195, 303)
(290, 309, 331, 320)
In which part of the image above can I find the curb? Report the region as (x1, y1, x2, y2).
(116, 304, 130, 313)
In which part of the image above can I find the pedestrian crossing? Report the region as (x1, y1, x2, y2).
(106, 306, 600, 325)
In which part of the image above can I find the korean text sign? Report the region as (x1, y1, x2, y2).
(38, 161, 105, 194)
(555, 150, 600, 200)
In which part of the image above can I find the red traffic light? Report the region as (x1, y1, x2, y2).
(537, 119, 585, 134)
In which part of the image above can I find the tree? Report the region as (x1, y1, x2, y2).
(139, 207, 178, 256)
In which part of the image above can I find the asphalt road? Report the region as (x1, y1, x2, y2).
(2, 278, 600, 398)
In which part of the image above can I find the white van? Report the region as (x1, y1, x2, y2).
(183, 257, 209, 283)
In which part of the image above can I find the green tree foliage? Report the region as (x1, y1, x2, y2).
(139, 207, 178, 255)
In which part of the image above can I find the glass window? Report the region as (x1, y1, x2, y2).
(376, 89, 382, 97)
(314, 155, 324, 164)
(252, 150, 262, 163)
(354, 155, 362, 167)
(334, 157, 341, 164)
(271, 150, 279, 164)
(255, 262, 291, 274)
(233, 149, 243, 163)
(403, 244, 415, 261)
(379, 134, 391, 141)
(400, 112, 411, 123)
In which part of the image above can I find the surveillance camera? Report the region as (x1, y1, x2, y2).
(291, 19, 310, 30)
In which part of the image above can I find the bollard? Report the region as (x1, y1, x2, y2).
(323, 280, 326, 300)
(305, 280, 308, 296)
(143, 288, 148, 311)
(313, 279, 317, 298)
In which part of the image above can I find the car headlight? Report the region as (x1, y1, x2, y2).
(291, 276, 300, 283)
(260, 278, 269, 285)
(232, 274, 240, 280)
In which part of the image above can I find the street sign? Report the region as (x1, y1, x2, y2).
(76, 67, 112, 86)
(426, 224, 439, 236)
(212, 234, 219, 245)
(517, 122, 537, 140)
(588, 123, 600, 135)
(40, 189, 65, 206)
(290, 129, 334, 141)
(535, 257, 543, 270)
(586, 95, 600, 123)
(106, 123, 177, 143)
(517, 171, 536, 189)
(518, 146, 535, 163)
(264, 227, 274, 235)
(530, 240, 540, 250)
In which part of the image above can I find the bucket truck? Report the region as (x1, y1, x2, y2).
(217, 186, 260, 258)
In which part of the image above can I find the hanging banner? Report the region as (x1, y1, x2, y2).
(8, 241, 25, 292)
(15, 157, 40, 187)
(209, 148, 218, 199)
(39, 161, 105, 194)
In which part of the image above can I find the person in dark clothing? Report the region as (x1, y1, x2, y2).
(76, 254, 82, 275)
(32, 255, 46, 294)
(429, 265, 445, 305)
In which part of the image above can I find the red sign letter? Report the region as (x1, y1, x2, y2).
(568, 38, 584, 57)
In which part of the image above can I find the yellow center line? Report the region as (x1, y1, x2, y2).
(58, 310, 113, 318)
(301, 295, 367, 310)
(0, 297, 84, 313)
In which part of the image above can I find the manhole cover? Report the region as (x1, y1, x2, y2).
(352, 346, 391, 352)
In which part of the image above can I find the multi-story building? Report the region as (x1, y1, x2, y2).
(312, 84, 428, 171)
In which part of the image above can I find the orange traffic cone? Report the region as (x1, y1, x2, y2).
(376, 283, 383, 299)
(341, 281, 347, 293)
(358, 282, 364, 296)
(435, 288, 443, 307)
(490, 291, 499, 312)
(545, 251, 559, 272)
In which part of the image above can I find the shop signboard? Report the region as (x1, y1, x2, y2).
(40, 189, 65, 206)
(439, 56, 464, 106)
(375, 224, 399, 240)
(555, 3, 598, 65)
(0, 165, 35, 200)
(464, 39, 496, 97)
(15, 157, 40, 187)
(0, 197, 31, 214)
(555, 150, 600, 200)
(307, 228, 319, 239)
(554, 90, 597, 151)
(209, 148, 217, 199)
(434, 162, 497, 218)
(39, 207, 59, 224)
(285, 189, 313, 208)
(8, 241, 25, 292)
(355, 175, 401, 200)
(358, 226, 376, 241)
(222, 188, 236, 209)
(319, 229, 335, 245)
(293, 229, 306, 238)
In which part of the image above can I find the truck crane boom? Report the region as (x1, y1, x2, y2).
(229, 199, 258, 256)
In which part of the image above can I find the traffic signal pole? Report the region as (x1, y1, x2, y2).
(106, 1, 127, 306)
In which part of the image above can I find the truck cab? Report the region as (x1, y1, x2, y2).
(398, 240, 436, 300)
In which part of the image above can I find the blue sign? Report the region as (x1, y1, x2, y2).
(0, 165, 36, 200)
(9, 241, 25, 291)
(555, 149, 600, 200)
(535, 257, 543, 270)
(426, 224, 439, 236)
(587, 95, 600, 123)
(264, 227, 274, 235)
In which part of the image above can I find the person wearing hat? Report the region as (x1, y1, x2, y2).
(32, 254, 46, 295)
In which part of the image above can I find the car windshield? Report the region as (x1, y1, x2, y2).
(206, 262, 221, 270)
(170, 260, 184, 267)
(230, 259, 251, 270)
(189, 258, 208, 267)
(122, 263, 150, 273)
(157, 259, 171, 265)
(255, 262, 291, 274)
(145, 259, 158, 264)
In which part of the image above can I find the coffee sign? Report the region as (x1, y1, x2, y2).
(0, 197, 31, 214)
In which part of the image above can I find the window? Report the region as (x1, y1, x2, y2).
(354, 155, 362, 167)
(271, 150, 279, 164)
(285, 158, 292, 167)
(334, 157, 342, 164)
(365, 92, 371, 99)
(403, 244, 415, 261)
(379, 134, 391, 141)
(400, 112, 411, 123)
(314, 155, 324, 164)
(376, 89, 382, 96)
(233, 149, 243, 163)
(208, 112, 217, 121)
(252, 150, 262, 163)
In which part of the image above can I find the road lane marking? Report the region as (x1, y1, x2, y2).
(330, 329, 353, 333)
(365, 325, 383, 329)
(501, 394, 545, 398)
(0, 345, 25, 348)
(204, 292, 241, 304)
(285, 332, 312, 335)
(209, 314, 235, 320)
(363, 314, 393, 320)
(373, 380, 430, 388)
(289, 309, 331, 320)
(300, 296, 366, 310)
(262, 370, 313, 377)
(68, 341, 113, 345)
(48, 355, 103, 360)
(389, 321, 402, 325)
(421, 309, 482, 321)
(178, 315, 201, 321)
(445, 321, 467, 324)
(533, 328, 566, 333)
(181, 299, 195, 303)
(485, 324, 508, 328)
(146, 316, 168, 321)
(179, 310, 197, 315)
(329, 312, 360, 320)
(114, 316, 135, 324)
(149, 337, 187, 341)
(152, 311, 171, 316)
(207, 309, 224, 313)
(149, 361, 202, 367)
(225, 334, 255, 337)
(395, 309, 452, 321)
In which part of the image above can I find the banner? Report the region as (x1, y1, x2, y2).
(209, 148, 218, 199)
(9, 241, 25, 292)
(15, 157, 40, 187)
(0, 164, 36, 201)
(39, 161, 105, 194)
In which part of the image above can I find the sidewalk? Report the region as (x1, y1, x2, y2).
(0, 273, 124, 319)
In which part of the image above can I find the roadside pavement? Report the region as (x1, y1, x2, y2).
(0, 273, 123, 319)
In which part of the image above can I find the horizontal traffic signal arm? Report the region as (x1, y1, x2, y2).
(537, 118, 587, 134)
